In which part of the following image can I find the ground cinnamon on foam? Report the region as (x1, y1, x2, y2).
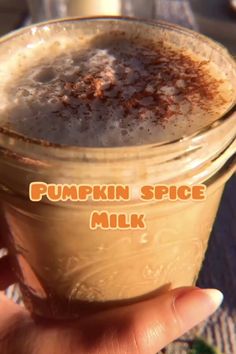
(0, 31, 233, 146)
(58, 33, 225, 122)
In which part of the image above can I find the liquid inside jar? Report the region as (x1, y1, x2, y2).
(0, 26, 234, 147)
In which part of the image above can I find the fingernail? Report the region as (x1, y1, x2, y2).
(175, 288, 223, 329)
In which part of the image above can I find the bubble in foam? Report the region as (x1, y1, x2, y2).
(32, 66, 56, 83)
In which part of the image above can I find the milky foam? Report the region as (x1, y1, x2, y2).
(0, 24, 234, 147)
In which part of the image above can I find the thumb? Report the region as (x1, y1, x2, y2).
(130, 287, 223, 353)
(68, 287, 223, 354)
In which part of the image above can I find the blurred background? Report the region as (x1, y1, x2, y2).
(0, 0, 235, 54)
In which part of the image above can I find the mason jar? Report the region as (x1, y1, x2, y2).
(0, 18, 235, 319)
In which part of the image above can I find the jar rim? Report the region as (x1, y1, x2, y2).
(0, 16, 235, 159)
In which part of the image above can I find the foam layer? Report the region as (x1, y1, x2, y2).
(0, 25, 234, 147)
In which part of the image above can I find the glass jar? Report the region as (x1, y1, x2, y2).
(0, 18, 235, 319)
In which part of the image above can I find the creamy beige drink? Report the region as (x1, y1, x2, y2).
(0, 18, 235, 318)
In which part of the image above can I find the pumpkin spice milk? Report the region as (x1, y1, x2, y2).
(0, 18, 235, 318)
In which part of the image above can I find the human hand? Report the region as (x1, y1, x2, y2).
(0, 234, 223, 354)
